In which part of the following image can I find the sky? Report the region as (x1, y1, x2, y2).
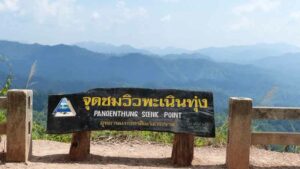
(0, 0, 300, 49)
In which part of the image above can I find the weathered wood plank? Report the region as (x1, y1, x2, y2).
(226, 97, 252, 169)
(69, 131, 91, 161)
(6, 90, 33, 162)
(0, 97, 7, 109)
(171, 133, 194, 166)
(0, 123, 7, 135)
(252, 107, 300, 120)
(251, 132, 300, 145)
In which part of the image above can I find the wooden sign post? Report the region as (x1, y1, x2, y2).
(47, 88, 215, 166)
(69, 131, 91, 161)
(172, 133, 195, 166)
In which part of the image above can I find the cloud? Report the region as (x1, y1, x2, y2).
(229, 17, 253, 31)
(87, 1, 148, 31)
(115, 0, 147, 21)
(230, 0, 281, 31)
(34, 0, 76, 21)
(94, 0, 147, 27)
(91, 11, 100, 20)
(0, 0, 19, 12)
(160, 14, 171, 22)
(233, 0, 281, 15)
(29, 0, 84, 30)
(161, 0, 181, 3)
(290, 11, 300, 20)
(0, 0, 147, 30)
(0, 0, 79, 24)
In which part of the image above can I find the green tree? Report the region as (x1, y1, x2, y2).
(0, 55, 12, 96)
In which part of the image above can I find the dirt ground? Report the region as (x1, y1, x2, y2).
(0, 140, 299, 169)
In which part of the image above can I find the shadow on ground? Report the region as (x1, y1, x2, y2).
(30, 154, 300, 169)
(251, 167, 300, 169)
(30, 153, 226, 168)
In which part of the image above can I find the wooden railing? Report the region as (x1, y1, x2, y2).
(0, 90, 33, 162)
(226, 97, 300, 169)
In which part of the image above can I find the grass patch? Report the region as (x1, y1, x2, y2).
(0, 110, 298, 152)
(0, 110, 229, 147)
(31, 120, 228, 147)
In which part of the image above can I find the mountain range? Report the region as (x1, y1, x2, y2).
(0, 40, 300, 114)
(75, 41, 300, 63)
(75, 42, 151, 55)
(197, 43, 300, 63)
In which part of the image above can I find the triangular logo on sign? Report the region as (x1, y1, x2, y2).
(53, 97, 76, 117)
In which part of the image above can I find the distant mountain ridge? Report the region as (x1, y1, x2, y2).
(1, 40, 300, 113)
(253, 52, 300, 84)
(75, 42, 193, 56)
(75, 41, 300, 64)
(196, 43, 300, 63)
(145, 46, 191, 55)
(0, 40, 281, 111)
(1, 40, 300, 135)
(75, 41, 151, 55)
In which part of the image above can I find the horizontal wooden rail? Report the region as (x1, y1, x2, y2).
(251, 132, 300, 145)
(252, 107, 300, 120)
(0, 97, 7, 109)
(0, 123, 6, 135)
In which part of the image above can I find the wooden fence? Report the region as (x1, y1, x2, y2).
(226, 97, 300, 169)
(1, 91, 299, 167)
(0, 90, 33, 162)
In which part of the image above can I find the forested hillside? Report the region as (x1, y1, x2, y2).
(0, 40, 300, 136)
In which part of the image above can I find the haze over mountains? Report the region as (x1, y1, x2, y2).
(76, 41, 300, 63)
(75, 42, 151, 55)
(1, 40, 300, 113)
